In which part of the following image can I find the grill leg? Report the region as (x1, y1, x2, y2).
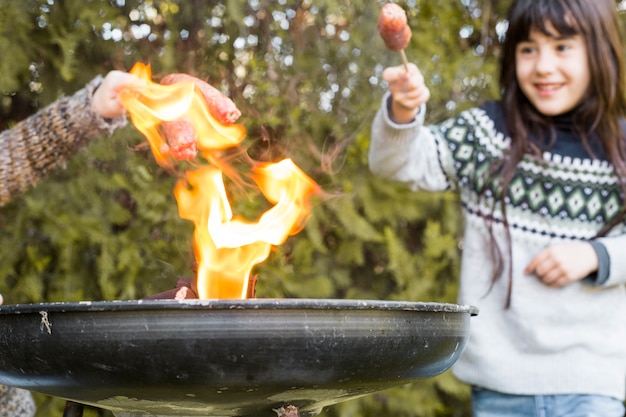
(63, 401, 84, 417)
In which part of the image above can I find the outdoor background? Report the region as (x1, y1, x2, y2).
(0, 1, 624, 416)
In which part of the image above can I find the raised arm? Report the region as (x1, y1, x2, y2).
(0, 71, 140, 206)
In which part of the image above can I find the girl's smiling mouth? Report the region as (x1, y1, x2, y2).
(534, 82, 563, 96)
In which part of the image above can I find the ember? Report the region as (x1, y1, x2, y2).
(120, 63, 321, 299)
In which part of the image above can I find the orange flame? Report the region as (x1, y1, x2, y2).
(120, 63, 320, 299)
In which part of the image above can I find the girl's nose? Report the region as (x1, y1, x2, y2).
(534, 50, 556, 74)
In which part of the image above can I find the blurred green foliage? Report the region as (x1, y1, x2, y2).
(5, 0, 614, 416)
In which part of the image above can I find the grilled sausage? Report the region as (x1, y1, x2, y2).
(378, 3, 412, 51)
(159, 74, 241, 160)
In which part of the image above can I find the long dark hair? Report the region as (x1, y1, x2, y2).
(489, 0, 626, 306)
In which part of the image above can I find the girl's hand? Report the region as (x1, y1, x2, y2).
(92, 70, 144, 119)
(524, 242, 599, 288)
(382, 63, 430, 124)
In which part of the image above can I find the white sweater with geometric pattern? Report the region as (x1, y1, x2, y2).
(369, 94, 626, 400)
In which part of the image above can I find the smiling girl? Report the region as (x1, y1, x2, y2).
(368, 0, 626, 415)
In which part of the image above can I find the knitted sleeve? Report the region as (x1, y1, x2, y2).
(0, 76, 127, 206)
(368, 92, 452, 192)
(0, 386, 35, 417)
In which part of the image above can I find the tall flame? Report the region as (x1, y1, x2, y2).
(120, 63, 320, 299)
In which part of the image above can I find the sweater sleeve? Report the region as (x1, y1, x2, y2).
(369, 92, 452, 192)
(587, 240, 610, 285)
(593, 234, 626, 286)
(0, 76, 127, 207)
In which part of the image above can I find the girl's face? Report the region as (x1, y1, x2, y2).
(515, 25, 591, 116)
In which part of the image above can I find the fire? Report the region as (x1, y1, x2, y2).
(120, 63, 320, 299)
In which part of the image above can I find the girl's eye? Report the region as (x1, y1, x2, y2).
(556, 43, 572, 52)
(517, 46, 535, 55)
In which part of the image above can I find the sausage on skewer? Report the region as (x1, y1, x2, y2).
(378, 3, 412, 70)
(159, 74, 241, 160)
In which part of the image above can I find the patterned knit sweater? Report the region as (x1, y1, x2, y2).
(0, 76, 127, 207)
(369, 93, 626, 400)
(0, 76, 127, 416)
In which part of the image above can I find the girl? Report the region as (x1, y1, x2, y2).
(0, 69, 140, 417)
(369, 0, 626, 416)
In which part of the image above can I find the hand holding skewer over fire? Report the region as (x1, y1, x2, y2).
(378, 3, 430, 124)
(91, 70, 146, 119)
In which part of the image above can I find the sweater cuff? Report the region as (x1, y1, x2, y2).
(382, 91, 425, 129)
(594, 234, 626, 286)
(587, 240, 610, 286)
